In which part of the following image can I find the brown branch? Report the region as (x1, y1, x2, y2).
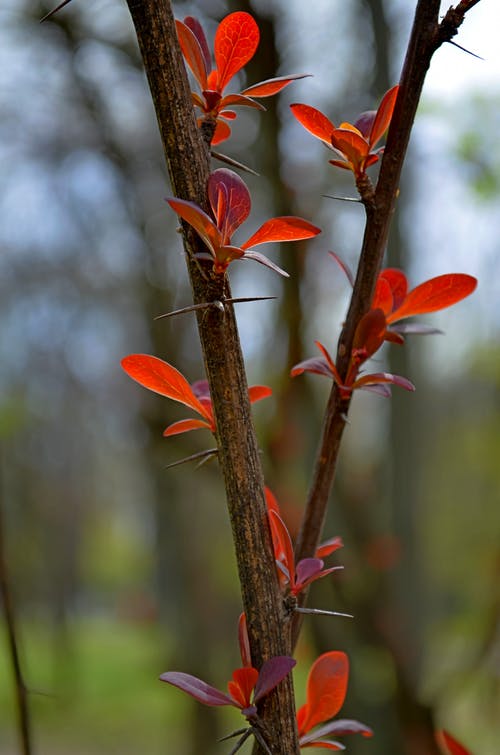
(292, 0, 482, 645)
(0, 459, 32, 755)
(124, 2, 299, 752)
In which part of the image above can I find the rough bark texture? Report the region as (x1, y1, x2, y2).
(124, 1, 299, 752)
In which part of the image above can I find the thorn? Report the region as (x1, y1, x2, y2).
(40, 0, 73, 22)
(218, 727, 248, 742)
(340, 413, 350, 424)
(322, 194, 362, 203)
(164, 448, 218, 469)
(155, 296, 275, 320)
(447, 40, 484, 60)
(211, 150, 259, 177)
(227, 727, 253, 755)
(294, 606, 353, 619)
(250, 726, 273, 755)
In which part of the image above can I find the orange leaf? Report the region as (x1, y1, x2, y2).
(372, 276, 393, 316)
(248, 385, 272, 403)
(330, 128, 369, 171)
(211, 119, 232, 145)
(298, 652, 349, 735)
(268, 510, 295, 588)
(436, 730, 472, 755)
(242, 74, 310, 98)
(387, 274, 477, 323)
(121, 355, 211, 420)
(290, 103, 335, 146)
(378, 268, 408, 311)
(241, 216, 320, 249)
(228, 667, 259, 709)
(163, 418, 213, 437)
(214, 12, 259, 93)
(369, 84, 399, 148)
(166, 198, 220, 255)
(175, 19, 209, 91)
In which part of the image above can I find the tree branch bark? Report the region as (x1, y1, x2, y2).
(124, 1, 299, 752)
(293, 0, 481, 644)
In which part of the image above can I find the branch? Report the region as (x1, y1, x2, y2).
(292, 0, 482, 644)
(124, 2, 299, 752)
(0, 459, 32, 755)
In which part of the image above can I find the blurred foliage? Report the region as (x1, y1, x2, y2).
(0, 0, 499, 754)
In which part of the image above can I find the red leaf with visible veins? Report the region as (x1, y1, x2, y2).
(297, 652, 349, 735)
(290, 103, 335, 146)
(175, 20, 209, 91)
(436, 730, 472, 755)
(241, 216, 320, 249)
(242, 74, 310, 97)
(387, 274, 477, 323)
(369, 85, 399, 147)
(208, 168, 251, 239)
(214, 12, 259, 92)
(121, 355, 211, 420)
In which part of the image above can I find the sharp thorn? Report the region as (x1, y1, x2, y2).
(448, 40, 484, 60)
(227, 728, 252, 755)
(211, 150, 259, 177)
(218, 727, 248, 742)
(40, 0, 73, 22)
(154, 302, 215, 320)
(294, 607, 353, 619)
(322, 194, 362, 203)
(164, 448, 218, 469)
(250, 726, 273, 755)
(224, 296, 276, 304)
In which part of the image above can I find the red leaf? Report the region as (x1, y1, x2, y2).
(242, 74, 310, 98)
(369, 84, 399, 148)
(211, 119, 232, 145)
(175, 19, 209, 91)
(352, 309, 387, 362)
(298, 652, 349, 735)
(241, 216, 321, 250)
(290, 356, 332, 380)
(268, 510, 296, 589)
(254, 656, 296, 703)
(214, 12, 259, 93)
(330, 128, 369, 168)
(238, 613, 252, 668)
(219, 93, 266, 111)
(163, 418, 213, 437)
(328, 251, 354, 287)
(314, 341, 342, 384)
(372, 276, 394, 316)
(160, 671, 234, 707)
(436, 730, 472, 755)
(208, 169, 251, 240)
(387, 274, 477, 323)
(377, 268, 408, 310)
(300, 739, 344, 750)
(166, 197, 220, 255)
(183, 16, 211, 74)
(290, 103, 335, 146)
(248, 385, 272, 403)
(228, 667, 258, 708)
(121, 355, 211, 420)
(315, 536, 343, 559)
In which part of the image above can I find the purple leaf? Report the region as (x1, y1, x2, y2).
(241, 251, 289, 277)
(253, 657, 296, 703)
(295, 558, 324, 587)
(160, 671, 234, 707)
(302, 718, 373, 741)
(290, 357, 332, 379)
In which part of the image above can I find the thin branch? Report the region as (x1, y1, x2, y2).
(292, 0, 482, 646)
(0, 457, 32, 755)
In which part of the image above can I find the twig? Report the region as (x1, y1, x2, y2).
(0, 458, 32, 755)
(292, 0, 483, 647)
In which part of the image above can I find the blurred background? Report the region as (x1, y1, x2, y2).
(0, 0, 499, 753)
